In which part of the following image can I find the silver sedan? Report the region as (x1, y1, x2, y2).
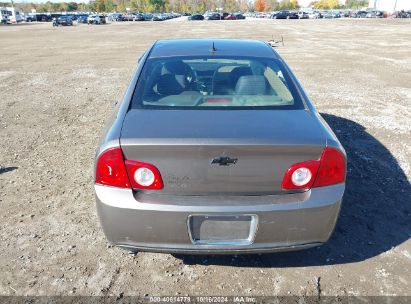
(94, 39, 346, 254)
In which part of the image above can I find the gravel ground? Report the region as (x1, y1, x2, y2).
(0, 18, 410, 298)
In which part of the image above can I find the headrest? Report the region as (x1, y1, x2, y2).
(231, 66, 252, 79)
(163, 60, 192, 76)
(230, 66, 253, 88)
(156, 74, 184, 95)
(235, 75, 267, 95)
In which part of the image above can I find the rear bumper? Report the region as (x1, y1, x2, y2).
(95, 184, 344, 254)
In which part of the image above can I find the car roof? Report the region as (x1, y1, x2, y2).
(149, 39, 278, 59)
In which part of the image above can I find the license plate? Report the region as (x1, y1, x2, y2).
(188, 215, 258, 245)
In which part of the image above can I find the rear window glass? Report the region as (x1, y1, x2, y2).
(131, 56, 304, 109)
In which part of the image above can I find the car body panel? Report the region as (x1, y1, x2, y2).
(96, 183, 343, 253)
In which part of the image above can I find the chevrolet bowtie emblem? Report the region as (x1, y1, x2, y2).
(211, 156, 238, 166)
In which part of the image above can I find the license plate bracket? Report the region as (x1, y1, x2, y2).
(188, 214, 258, 245)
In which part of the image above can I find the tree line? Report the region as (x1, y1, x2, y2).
(0, 0, 370, 13)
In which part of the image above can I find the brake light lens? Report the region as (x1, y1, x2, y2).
(125, 160, 163, 190)
(282, 147, 346, 190)
(95, 148, 131, 188)
(313, 147, 346, 187)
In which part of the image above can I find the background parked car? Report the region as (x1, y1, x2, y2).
(25, 15, 36, 22)
(323, 11, 341, 18)
(153, 13, 166, 21)
(366, 11, 384, 18)
(35, 14, 52, 22)
(109, 13, 123, 21)
(341, 10, 351, 17)
(234, 13, 246, 19)
(307, 11, 322, 19)
(355, 10, 368, 18)
(122, 13, 136, 21)
(395, 10, 411, 18)
(274, 10, 299, 19)
(99, 15, 107, 24)
(297, 11, 309, 19)
(256, 12, 270, 18)
(224, 13, 237, 20)
(56, 15, 73, 26)
(206, 13, 221, 20)
(50, 13, 62, 20)
(77, 15, 88, 24)
(188, 14, 204, 21)
(66, 14, 77, 21)
(134, 13, 144, 21)
(88, 14, 106, 24)
(143, 13, 153, 21)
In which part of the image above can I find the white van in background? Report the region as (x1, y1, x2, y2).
(0, 7, 23, 24)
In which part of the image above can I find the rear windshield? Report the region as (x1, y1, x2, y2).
(131, 56, 304, 109)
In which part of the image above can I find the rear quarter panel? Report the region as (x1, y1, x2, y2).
(94, 44, 154, 176)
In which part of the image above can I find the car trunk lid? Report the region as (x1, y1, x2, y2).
(120, 109, 325, 195)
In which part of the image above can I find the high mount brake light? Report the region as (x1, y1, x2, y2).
(95, 148, 163, 190)
(282, 147, 346, 190)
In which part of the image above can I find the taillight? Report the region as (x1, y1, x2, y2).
(282, 147, 346, 190)
(125, 160, 163, 190)
(282, 160, 320, 190)
(95, 148, 131, 188)
(313, 147, 346, 187)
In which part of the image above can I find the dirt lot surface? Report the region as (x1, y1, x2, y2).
(0, 18, 410, 298)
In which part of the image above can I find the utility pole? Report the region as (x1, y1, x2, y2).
(394, 0, 398, 11)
